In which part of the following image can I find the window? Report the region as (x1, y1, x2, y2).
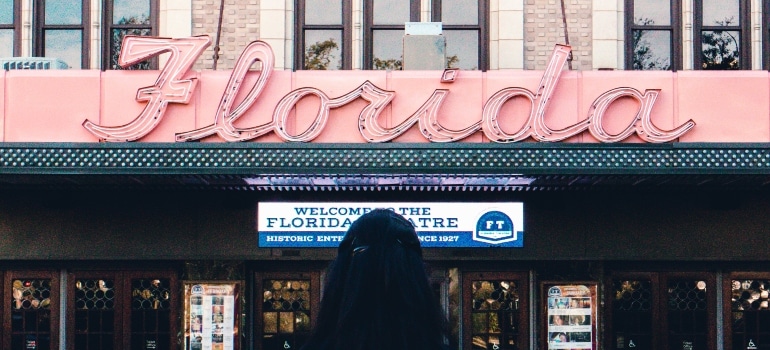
(693, 0, 749, 70)
(626, 0, 750, 71)
(364, 0, 419, 70)
(762, 1, 770, 70)
(432, 0, 487, 71)
(33, 0, 88, 69)
(625, 0, 681, 70)
(103, 0, 158, 70)
(295, 0, 352, 70)
(0, 0, 19, 57)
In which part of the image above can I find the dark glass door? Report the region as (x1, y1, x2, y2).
(463, 271, 529, 350)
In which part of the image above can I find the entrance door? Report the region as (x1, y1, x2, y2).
(254, 272, 320, 350)
(726, 272, 770, 350)
(4, 270, 59, 350)
(66, 270, 178, 350)
(463, 271, 529, 350)
(607, 272, 716, 350)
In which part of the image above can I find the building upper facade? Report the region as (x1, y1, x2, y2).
(1, 0, 768, 71)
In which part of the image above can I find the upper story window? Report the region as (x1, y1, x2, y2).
(626, 0, 749, 71)
(625, 0, 680, 70)
(694, 0, 749, 70)
(297, 0, 488, 71)
(432, 0, 487, 71)
(364, 0, 419, 70)
(296, 0, 352, 70)
(103, 0, 158, 70)
(762, 1, 770, 70)
(34, 0, 89, 69)
(0, 0, 19, 57)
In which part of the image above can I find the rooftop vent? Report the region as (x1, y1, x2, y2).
(0, 57, 69, 70)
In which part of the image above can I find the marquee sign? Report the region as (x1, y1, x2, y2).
(82, 35, 695, 143)
(256, 202, 524, 248)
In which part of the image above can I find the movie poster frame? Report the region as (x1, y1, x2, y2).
(183, 281, 243, 350)
(541, 281, 598, 350)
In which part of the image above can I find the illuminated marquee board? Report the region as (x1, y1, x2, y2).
(257, 202, 524, 248)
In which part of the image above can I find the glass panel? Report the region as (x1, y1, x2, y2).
(0, 0, 13, 24)
(131, 279, 171, 350)
(74, 279, 115, 350)
(110, 28, 152, 70)
(373, 30, 403, 70)
(611, 280, 652, 349)
(0, 29, 12, 57)
(441, 0, 478, 25)
(444, 30, 478, 70)
(731, 279, 770, 350)
(373, 0, 410, 25)
(633, 0, 670, 25)
(701, 30, 740, 70)
(667, 280, 708, 350)
(45, 0, 81, 25)
(703, 0, 739, 26)
(632, 30, 671, 70)
(11, 279, 52, 350)
(305, 0, 341, 25)
(113, 0, 151, 25)
(262, 279, 312, 350)
(470, 280, 520, 350)
(44, 30, 81, 69)
(304, 30, 342, 70)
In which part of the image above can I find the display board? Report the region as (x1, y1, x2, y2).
(542, 283, 598, 350)
(184, 282, 241, 350)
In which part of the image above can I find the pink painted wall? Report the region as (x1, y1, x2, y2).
(0, 69, 768, 143)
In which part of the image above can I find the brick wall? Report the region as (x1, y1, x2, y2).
(192, 0, 260, 70)
(524, 0, 592, 70)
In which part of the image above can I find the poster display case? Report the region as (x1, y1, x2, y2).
(542, 282, 598, 350)
(183, 282, 242, 350)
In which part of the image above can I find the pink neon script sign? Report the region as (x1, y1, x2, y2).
(82, 36, 695, 143)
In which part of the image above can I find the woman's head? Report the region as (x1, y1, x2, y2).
(302, 209, 450, 350)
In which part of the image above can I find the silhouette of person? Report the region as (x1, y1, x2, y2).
(300, 209, 452, 350)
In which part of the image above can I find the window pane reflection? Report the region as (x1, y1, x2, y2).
(113, 0, 151, 25)
(373, 30, 402, 70)
(703, 0, 739, 26)
(0, 30, 12, 57)
(45, 0, 81, 25)
(441, 0, 478, 25)
(0, 0, 13, 24)
(373, 0, 409, 25)
(305, 0, 341, 25)
(632, 30, 671, 70)
(304, 30, 342, 70)
(110, 28, 151, 69)
(633, 0, 670, 25)
(444, 30, 478, 69)
(44, 30, 81, 68)
(701, 30, 740, 69)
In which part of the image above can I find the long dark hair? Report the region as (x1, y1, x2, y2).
(301, 209, 452, 350)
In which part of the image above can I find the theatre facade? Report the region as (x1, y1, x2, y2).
(2, 38, 770, 350)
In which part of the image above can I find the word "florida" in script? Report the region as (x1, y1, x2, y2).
(82, 36, 695, 143)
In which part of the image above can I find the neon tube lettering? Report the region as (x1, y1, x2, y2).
(86, 36, 695, 143)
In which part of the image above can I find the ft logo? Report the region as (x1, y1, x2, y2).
(474, 211, 519, 245)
